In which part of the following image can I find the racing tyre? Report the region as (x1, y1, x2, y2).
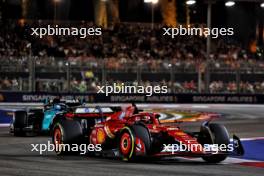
(132, 124, 151, 155)
(13, 111, 27, 136)
(52, 120, 84, 155)
(119, 125, 151, 161)
(202, 123, 230, 163)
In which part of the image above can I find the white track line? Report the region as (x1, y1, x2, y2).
(0, 124, 9, 127)
(179, 156, 263, 164)
(240, 137, 264, 141)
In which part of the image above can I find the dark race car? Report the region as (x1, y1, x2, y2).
(51, 104, 244, 163)
(10, 99, 84, 136)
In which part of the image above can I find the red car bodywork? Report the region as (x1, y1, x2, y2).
(87, 106, 219, 157)
(53, 105, 243, 161)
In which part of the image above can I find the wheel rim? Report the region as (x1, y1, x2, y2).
(135, 138, 146, 154)
(120, 132, 132, 156)
(54, 128, 62, 145)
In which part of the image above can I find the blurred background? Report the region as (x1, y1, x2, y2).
(0, 0, 263, 94)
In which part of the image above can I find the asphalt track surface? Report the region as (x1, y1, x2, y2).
(0, 104, 264, 176)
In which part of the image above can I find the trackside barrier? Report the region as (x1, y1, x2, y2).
(0, 92, 263, 104)
(0, 109, 13, 126)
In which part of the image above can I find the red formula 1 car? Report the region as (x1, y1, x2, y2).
(51, 105, 244, 163)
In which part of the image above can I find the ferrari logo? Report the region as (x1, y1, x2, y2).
(97, 128, 106, 144)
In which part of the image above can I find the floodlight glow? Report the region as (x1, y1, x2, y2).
(144, 0, 158, 4)
(225, 1, 235, 7)
(152, 0, 158, 4)
(186, 0, 196, 5)
(261, 3, 264, 8)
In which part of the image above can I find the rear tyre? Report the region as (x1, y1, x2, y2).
(119, 127, 134, 160)
(13, 111, 27, 136)
(202, 123, 230, 163)
(52, 120, 84, 155)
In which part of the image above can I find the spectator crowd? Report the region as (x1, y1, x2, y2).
(0, 20, 263, 94)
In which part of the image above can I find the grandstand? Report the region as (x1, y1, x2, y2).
(0, 0, 263, 94)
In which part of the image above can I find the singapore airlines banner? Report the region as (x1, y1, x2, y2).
(0, 92, 263, 104)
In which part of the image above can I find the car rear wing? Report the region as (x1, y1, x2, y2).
(43, 98, 85, 107)
(65, 106, 121, 119)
